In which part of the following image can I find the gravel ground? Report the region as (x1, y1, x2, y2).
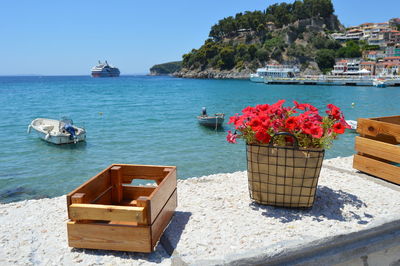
(1, 156, 400, 265)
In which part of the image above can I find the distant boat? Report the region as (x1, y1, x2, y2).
(250, 65, 300, 83)
(91, 60, 120, 77)
(28, 118, 86, 144)
(197, 107, 225, 128)
(373, 78, 386, 88)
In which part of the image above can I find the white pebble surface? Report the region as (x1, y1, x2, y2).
(1, 156, 400, 265)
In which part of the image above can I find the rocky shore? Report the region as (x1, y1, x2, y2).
(1, 156, 400, 265)
(172, 61, 321, 79)
(173, 69, 252, 79)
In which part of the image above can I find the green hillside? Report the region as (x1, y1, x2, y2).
(179, 0, 347, 75)
(149, 61, 182, 75)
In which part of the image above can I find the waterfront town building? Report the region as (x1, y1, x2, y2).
(330, 18, 400, 77)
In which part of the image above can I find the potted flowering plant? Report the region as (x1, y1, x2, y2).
(227, 100, 349, 208)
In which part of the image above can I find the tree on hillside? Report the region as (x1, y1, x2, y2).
(218, 47, 235, 69)
(316, 49, 336, 73)
(248, 44, 258, 60)
(336, 41, 361, 58)
(256, 48, 269, 61)
(292, 1, 307, 20)
(303, 0, 334, 18)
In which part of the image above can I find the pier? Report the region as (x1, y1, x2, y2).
(264, 76, 400, 86)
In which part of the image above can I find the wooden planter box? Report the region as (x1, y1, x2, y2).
(353, 115, 400, 185)
(66, 164, 177, 253)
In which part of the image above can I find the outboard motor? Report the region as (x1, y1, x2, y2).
(63, 123, 76, 140)
(202, 107, 207, 116)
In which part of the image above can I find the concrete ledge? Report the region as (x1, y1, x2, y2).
(204, 219, 400, 266)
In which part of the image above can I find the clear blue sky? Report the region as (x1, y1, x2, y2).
(1, 0, 399, 75)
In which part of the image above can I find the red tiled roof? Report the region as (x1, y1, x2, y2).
(368, 51, 378, 55)
(361, 62, 376, 65)
(384, 62, 400, 66)
(384, 56, 400, 60)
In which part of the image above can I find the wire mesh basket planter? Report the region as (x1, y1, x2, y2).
(246, 132, 325, 208)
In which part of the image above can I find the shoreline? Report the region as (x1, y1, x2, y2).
(1, 156, 400, 265)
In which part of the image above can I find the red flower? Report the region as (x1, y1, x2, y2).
(226, 130, 237, 143)
(309, 125, 323, 139)
(262, 119, 271, 129)
(258, 114, 269, 122)
(228, 114, 239, 125)
(242, 106, 256, 114)
(301, 121, 313, 134)
(272, 119, 283, 132)
(333, 122, 345, 134)
(326, 104, 342, 120)
(256, 104, 270, 112)
(340, 118, 351, 129)
(294, 101, 318, 113)
(285, 116, 298, 131)
(294, 100, 305, 110)
(248, 117, 262, 130)
(254, 127, 271, 144)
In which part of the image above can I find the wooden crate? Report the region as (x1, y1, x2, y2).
(353, 115, 400, 185)
(66, 164, 177, 253)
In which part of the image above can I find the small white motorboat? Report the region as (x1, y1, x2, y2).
(346, 120, 357, 132)
(28, 118, 86, 144)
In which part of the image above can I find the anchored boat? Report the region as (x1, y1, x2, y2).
(346, 120, 358, 132)
(197, 107, 225, 128)
(197, 114, 225, 128)
(28, 118, 86, 144)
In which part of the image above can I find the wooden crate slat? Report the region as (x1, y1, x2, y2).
(71, 193, 86, 204)
(66, 168, 112, 219)
(122, 186, 155, 201)
(355, 136, 400, 164)
(111, 166, 123, 204)
(151, 189, 177, 248)
(149, 168, 177, 224)
(69, 204, 147, 224)
(91, 187, 112, 204)
(118, 164, 174, 183)
(353, 154, 400, 185)
(371, 115, 400, 125)
(357, 118, 400, 142)
(67, 221, 152, 253)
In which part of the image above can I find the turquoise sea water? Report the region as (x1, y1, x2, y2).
(0, 75, 399, 203)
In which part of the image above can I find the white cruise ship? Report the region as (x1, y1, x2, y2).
(250, 65, 300, 82)
(91, 60, 120, 77)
